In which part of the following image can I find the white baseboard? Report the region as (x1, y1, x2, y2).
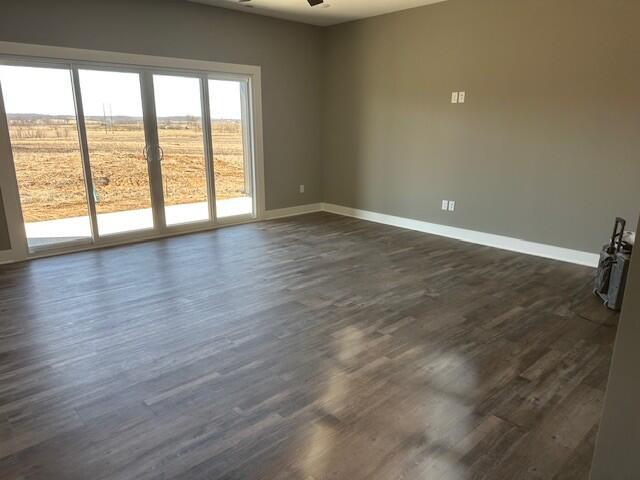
(263, 203, 323, 220)
(0, 202, 599, 268)
(322, 203, 599, 268)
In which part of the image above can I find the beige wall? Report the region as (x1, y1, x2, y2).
(590, 216, 640, 479)
(323, 0, 640, 252)
(0, 0, 325, 251)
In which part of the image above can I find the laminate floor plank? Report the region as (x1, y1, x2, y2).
(0, 212, 617, 479)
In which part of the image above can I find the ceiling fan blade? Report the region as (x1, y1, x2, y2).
(308, 0, 324, 6)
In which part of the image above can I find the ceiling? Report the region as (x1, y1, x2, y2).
(189, 0, 448, 27)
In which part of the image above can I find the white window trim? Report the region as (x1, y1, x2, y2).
(0, 41, 265, 263)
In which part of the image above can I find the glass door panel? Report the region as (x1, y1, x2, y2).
(78, 69, 154, 236)
(153, 74, 209, 227)
(208, 79, 253, 219)
(0, 65, 92, 250)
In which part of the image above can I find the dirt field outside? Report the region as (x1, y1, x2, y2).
(8, 116, 247, 223)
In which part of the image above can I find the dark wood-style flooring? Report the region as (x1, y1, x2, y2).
(0, 213, 618, 479)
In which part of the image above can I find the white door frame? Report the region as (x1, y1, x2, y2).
(0, 41, 265, 263)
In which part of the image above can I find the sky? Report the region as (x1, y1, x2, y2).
(0, 65, 242, 119)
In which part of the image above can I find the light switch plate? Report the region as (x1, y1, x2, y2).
(458, 92, 466, 103)
(451, 92, 459, 104)
(448, 201, 456, 211)
(299, 184, 305, 194)
(442, 200, 449, 211)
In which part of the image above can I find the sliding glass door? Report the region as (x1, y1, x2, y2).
(0, 59, 256, 255)
(78, 69, 155, 236)
(153, 74, 210, 227)
(0, 65, 92, 249)
(209, 79, 253, 219)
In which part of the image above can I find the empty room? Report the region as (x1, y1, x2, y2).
(0, 0, 638, 478)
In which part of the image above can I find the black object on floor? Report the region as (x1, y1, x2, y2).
(595, 217, 634, 311)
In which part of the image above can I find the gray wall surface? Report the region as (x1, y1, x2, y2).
(1, 0, 639, 255)
(590, 216, 640, 479)
(323, 0, 640, 252)
(0, 0, 325, 251)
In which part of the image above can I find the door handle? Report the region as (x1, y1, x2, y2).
(143, 145, 163, 163)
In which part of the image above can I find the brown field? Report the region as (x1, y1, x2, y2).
(8, 118, 247, 223)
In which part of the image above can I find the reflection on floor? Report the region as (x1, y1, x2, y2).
(25, 196, 253, 248)
(0, 213, 617, 479)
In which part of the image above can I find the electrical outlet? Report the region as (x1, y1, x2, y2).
(442, 200, 449, 211)
(448, 201, 456, 211)
(451, 92, 459, 104)
(299, 184, 305, 194)
(458, 92, 466, 103)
